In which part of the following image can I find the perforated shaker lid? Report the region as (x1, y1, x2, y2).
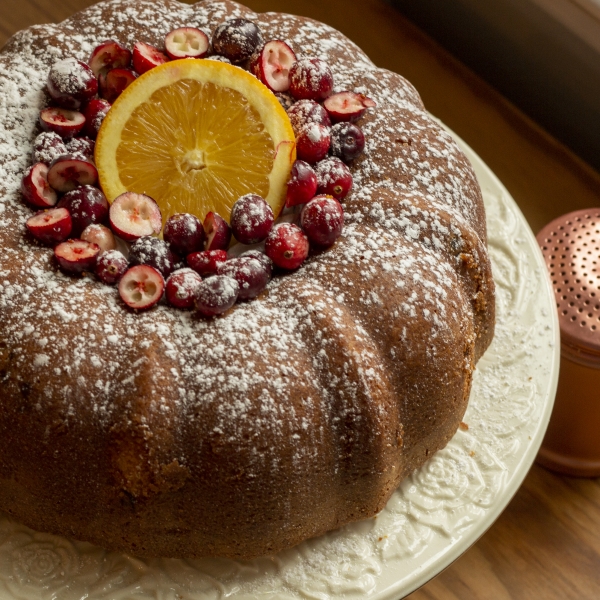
(537, 208, 600, 367)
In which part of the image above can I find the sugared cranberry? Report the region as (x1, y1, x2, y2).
(95, 249, 128, 284)
(66, 137, 95, 161)
(129, 236, 178, 278)
(100, 68, 137, 103)
(217, 256, 270, 300)
(81, 223, 116, 252)
(164, 213, 205, 256)
(323, 91, 376, 122)
(58, 185, 109, 235)
(230, 194, 274, 245)
(47, 155, 98, 193)
(315, 157, 353, 201)
(265, 222, 309, 270)
(109, 192, 162, 242)
(187, 249, 228, 277)
(119, 265, 164, 310)
(165, 268, 203, 309)
(82, 99, 111, 139)
(194, 275, 239, 317)
(32, 132, 68, 166)
(26, 208, 72, 246)
(212, 18, 263, 63)
(203, 211, 232, 251)
(287, 99, 331, 135)
(330, 122, 365, 162)
(88, 40, 132, 77)
(47, 58, 98, 109)
(133, 41, 169, 74)
(289, 58, 334, 101)
(286, 160, 318, 207)
(251, 40, 296, 92)
(239, 249, 273, 278)
(39, 107, 86, 138)
(54, 239, 101, 274)
(21, 163, 58, 208)
(164, 28, 209, 60)
(300, 195, 344, 248)
(296, 123, 331, 164)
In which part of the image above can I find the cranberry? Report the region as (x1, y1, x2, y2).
(230, 194, 274, 244)
(251, 40, 296, 93)
(287, 99, 331, 135)
(212, 18, 263, 63)
(217, 256, 270, 300)
(21, 163, 58, 208)
(95, 249, 129, 284)
(203, 211, 232, 251)
(47, 155, 98, 192)
(58, 185, 109, 235)
(109, 192, 162, 242)
(88, 40, 132, 77)
(119, 265, 165, 310)
(163, 213, 206, 256)
(315, 157, 353, 201)
(165, 268, 203, 309)
(289, 58, 334, 101)
(323, 91, 376, 122)
(82, 99, 111, 139)
(330, 122, 365, 162)
(300, 195, 344, 248)
(47, 58, 98, 109)
(286, 160, 318, 207)
(129, 236, 178, 278)
(164, 28, 209, 60)
(133, 41, 169, 74)
(39, 107, 86, 138)
(296, 123, 331, 164)
(100, 68, 137, 103)
(239, 249, 273, 278)
(265, 223, 309, 270)
(66, 137, 95, 161)
(187, 249, 228, 277)
(54, 239, 101, 274)
(194, 275, 239, 317)
(26, 207, 72, 246)
(81, 223, 116, 252)
(32, 132, 68, 166)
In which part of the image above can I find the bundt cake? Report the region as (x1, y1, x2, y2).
(0, 0, 495, 559)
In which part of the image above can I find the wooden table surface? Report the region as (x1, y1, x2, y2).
(2, 0, 600, 598)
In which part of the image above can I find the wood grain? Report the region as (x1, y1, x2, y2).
(2, 1, 600, 598)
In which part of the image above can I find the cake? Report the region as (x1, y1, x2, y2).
(0, 0, 495, 559)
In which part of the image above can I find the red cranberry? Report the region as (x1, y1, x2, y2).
(265, 223, 309, 270)
(330, 122, 365, 162)
(212, 18, 263, 64)
(203, 211, 232, 251)
(296, 123, 331, 164)
(39, 107, 86, 138)
(26, 207, 72, 246)
(133, 41, 169, 74)
(81, 223, 116, 252)
(163, 213, 205, 256)
(239, 249, 273, 278)
(109, 192, 162, 242)
(119, 265, 164, 310)
(323, 91, 376, 122)
(32, 132, 68, 166)
(66, 137, 95, 161)
(287, 99, 331, 135)
(47, 155, 98, 192)
(251, 40, 296, 92)
(187, 249, 228, 277)
(286, 160, 318, 207)
(217, 256, 270, 300)
(54, 239, 101, 274)
(230, 194, 274, 245)
(315, 157, 353, 201)
(129, 236, 178, 278)
(165, 268, 203, 309)
(100, 68, 137, 103)
(47, 58, 98, 109)
(88, 40, 132, 77)
(82, 99, 111, 139)
(194, 275, 239, 317)
(21, 163, 58, 208)
(164, 28, 209, 60)
(300, 195, 344, 248)
(289, 58, 334, 101)
(58, 185, 109, 235)
(95, 249, 129, 284)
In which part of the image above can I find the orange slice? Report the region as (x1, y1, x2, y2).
(95, 59, 296, 224)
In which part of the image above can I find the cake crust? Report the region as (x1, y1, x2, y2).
(0, 0, 495, 558)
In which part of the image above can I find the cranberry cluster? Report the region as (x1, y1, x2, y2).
(21, 18, 376, 317)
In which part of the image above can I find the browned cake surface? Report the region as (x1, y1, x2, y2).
(0, 0, 494, 559)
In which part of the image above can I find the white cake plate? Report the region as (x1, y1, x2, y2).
(0, 126, 560, 600)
